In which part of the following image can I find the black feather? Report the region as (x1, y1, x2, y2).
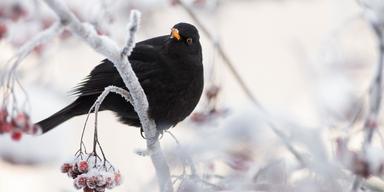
(37, 23, 204, 133)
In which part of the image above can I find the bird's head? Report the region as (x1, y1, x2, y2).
(167, 22, 201, 56)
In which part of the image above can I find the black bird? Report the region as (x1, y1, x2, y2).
(37, 23, 204, 134)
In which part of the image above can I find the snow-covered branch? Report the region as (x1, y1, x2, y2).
(39, 0, 173, 191)
(7, 21, 62, 76)
(363, 21, 384, 149)
(1, 21, 62, 87)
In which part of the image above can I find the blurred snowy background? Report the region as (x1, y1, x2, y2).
(1, 0, 384, 191)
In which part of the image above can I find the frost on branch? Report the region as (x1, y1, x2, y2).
(0, 13, 62, 140)
(38, 0, 172, 190)
(59, 86, 129, 192)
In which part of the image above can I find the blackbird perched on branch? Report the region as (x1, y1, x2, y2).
(37, 23, 204, 134)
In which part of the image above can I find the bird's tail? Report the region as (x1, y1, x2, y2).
(36, 97, 95, 134)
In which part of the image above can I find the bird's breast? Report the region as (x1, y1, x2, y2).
(147, 64, 204, 130)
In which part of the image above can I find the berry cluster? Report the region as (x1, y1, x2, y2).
(61, 155, 122, 192)
(0, 108, 41, 141)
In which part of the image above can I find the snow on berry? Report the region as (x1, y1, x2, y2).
(114, 171, 122, 186)
(13, 112, 29, 128)
(95, 174, 106, 186)
(86, 176, 97, 189)
(78, 160, 89, 172)
(61, 154, 122, 192)
(61, 163, 73, 173)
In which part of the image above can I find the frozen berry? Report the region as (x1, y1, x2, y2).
(0, 23, 7, 40)
(95, 186, 106, 192)
(68, 168, 81, 179)
(87, 176, 97, 189)
(10, 4, 27, 21)
(96, 174, 106, 186)
(169, 0, 179, 6)
(78, 175, 88, 186)
(114, 172, 122, 186)
(61, 163, 73, 173)
(60, 30, 72, 40)
(83, 187, 95, 192)
(105, 176, 114, 189)
(41, 18, 54, 29)
(14, 112, 29, 128)
(1, 123, 13, 133)
(33, 44, 45, 56)
(78, 160, 89, 172)
(365, 116, 378, 129)
(0, 108, 8, 121)
(74, 175, 87, 189)
(190, 112, 207, 123)
(11, 131, 22, 141)
(206, 85, 220, 99)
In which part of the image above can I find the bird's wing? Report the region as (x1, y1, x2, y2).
(72, 43, 168, 97)
(136, 35, 169, 47)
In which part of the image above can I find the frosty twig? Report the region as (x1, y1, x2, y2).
(10, 0, 173, 190)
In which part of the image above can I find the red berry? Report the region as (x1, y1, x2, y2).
(33, 44, 45, 56)
(86, 176, 97, 189)
(193, 0, 206, 6)
(169, 0, 179, 6)
(114, 172, 122, 186)
(11, 131, 22, 141)
(190, 112, 207, 123)
(60, 30, 72, 40)
(95, 174, 106, 186)
(105, 176, 114, 189)
(0, 108, 8, 121)
(0, 22, 7, 40)
(10, 4, 27, 21)
(74, 176, 87, 189)
(95, 186, 106, 192)
(206, 85, 220, 99)
(61, 163, 73, 173)
(83, 187, 95, 192)
(2, 123, 13, 133)
(78, 160, 89, 173)
(13, 112, 29, 128)
(41, 18, 54, 29)
(69, 168, 81, 179)
(365, 116, 378, 129)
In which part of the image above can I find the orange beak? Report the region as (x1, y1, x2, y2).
(171, 28, 181, 40)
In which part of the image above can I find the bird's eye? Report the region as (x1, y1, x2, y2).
(186, 38, 193, 45)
